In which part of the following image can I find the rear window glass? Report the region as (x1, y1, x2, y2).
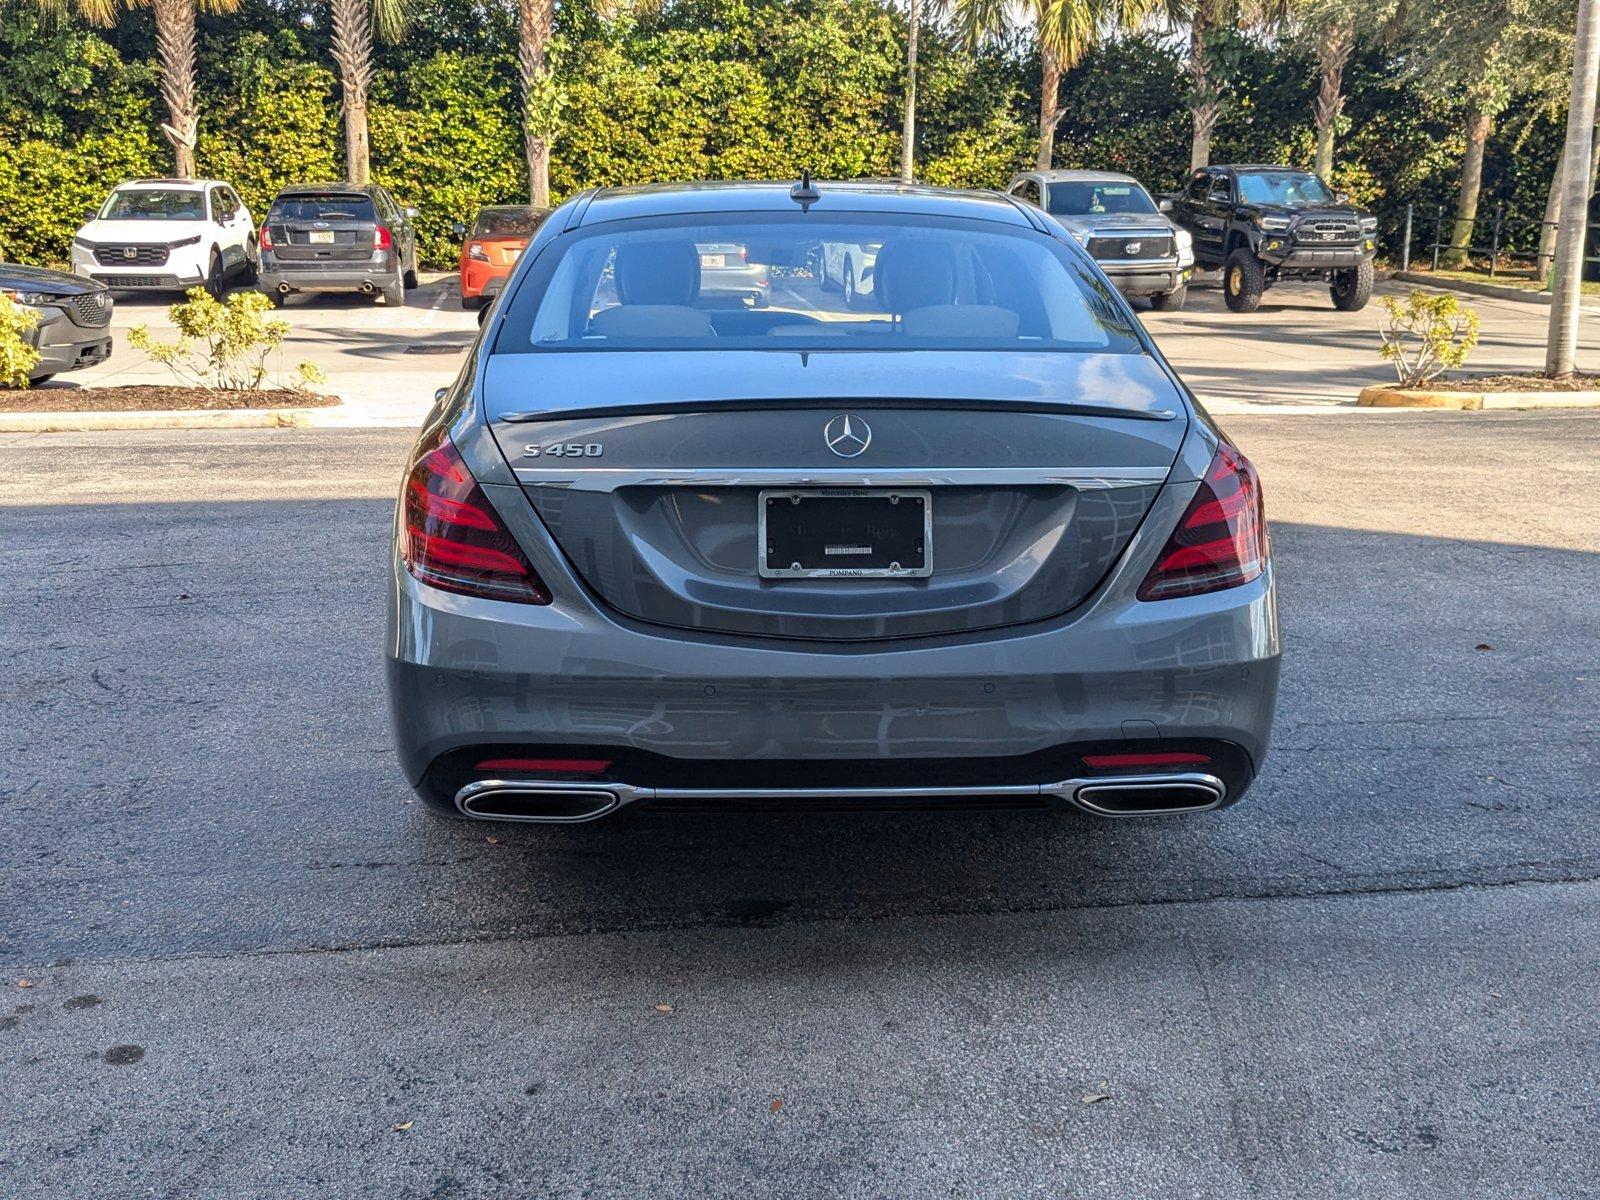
(101, 189, 204, 221)
(498, 214, 1139, 354)
(270, 194, 376, 222)
(473, 208, 549, 238)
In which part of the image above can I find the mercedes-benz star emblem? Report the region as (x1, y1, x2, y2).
(1124, 241, 1142, 255)
(824, 414, 871, 458)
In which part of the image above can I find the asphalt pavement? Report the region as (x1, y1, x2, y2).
(2, 413, 1597, 1197)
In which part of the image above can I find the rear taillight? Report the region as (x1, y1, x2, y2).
(374, 225, 393, 251)
(399, 428, 550, 604)
(1138, 442, 1266, 601)
(259, 225, 273, 251)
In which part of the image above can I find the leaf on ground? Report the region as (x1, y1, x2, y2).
(1081, 1093, 1111, 1105)
(16, 980, 32, 988)
(1475, 643, 1492, 650)
(393, 1120, 413, 1131)
(770, 1099, 783, 1113)
(485, 836, 500, 845)
(654, 1003, 673, 1013)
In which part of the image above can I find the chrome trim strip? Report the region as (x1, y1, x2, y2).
(511, 466, 1170, 491)
(451, 772, 1227, 822)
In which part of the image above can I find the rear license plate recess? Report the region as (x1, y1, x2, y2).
(758, 489, 932, 579)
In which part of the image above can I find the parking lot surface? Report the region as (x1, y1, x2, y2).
(2, 412, 1598, 1197)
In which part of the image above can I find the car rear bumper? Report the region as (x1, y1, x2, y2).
(26, 307, 113, 377)
(460, 261, 510, 300)
(387, 480, 1281, 813)
(259, 255, 397, 293)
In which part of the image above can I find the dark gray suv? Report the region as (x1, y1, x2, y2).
(1, 263, 113, 384)
(257, 183, 421, 306)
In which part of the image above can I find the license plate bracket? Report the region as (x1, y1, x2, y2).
(758, 489, 932, 579)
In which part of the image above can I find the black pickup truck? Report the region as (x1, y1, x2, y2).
(1167, 165, 1378, 313)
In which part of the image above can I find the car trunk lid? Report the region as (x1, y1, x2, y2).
(266, 193, 379, 264)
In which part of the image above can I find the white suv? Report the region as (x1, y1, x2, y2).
(71, 178, 256, 294)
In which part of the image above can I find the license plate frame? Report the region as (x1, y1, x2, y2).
(758, 489, 932, 579)
(700, 253, 725, 269)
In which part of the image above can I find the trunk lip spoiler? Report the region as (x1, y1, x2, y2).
(496, 397, 1181, 424)
(510, 465, 1170, 491)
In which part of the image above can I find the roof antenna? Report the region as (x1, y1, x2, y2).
(790, 170, 821, 212)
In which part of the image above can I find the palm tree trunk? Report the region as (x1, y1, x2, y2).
(1313, 17, 1353, 180)
(900, 0, 919, 184)
(151, 0, 199, 179)
(330, 0, 374, 185)
(1548, 0, 1600, 375)
(1442, 107, 1492, 268)
(519, 0, 555, 207)
(1537, 80, 1600, 281)
(1036, 43, 1062, 172)
(1188, 6, 1220, 171)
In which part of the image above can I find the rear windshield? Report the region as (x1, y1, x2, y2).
(497, 214, 1139, 353)
(270, 194, 376, 222)
(100, 189, 204, 221)
(473, 208, 548, 238)
(1047, 182, 1158, 217)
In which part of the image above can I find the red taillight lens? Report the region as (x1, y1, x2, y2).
(475, 757, 612, 773)
(1138, 442, 1267, 601)
(1082, 751, 1212, 768)
(259, 225, 273, 251)
(399, 428, 550, 604)
(374, 224, 393, 251)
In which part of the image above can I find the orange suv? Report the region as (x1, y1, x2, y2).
(454, 205, 552, 311)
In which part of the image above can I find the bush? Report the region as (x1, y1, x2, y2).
(0, 295, 43, 388)
(127, 288, 325, 391)
(1377, 289, 1481, 387)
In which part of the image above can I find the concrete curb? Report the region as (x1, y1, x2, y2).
(0, 407, 319, 433)
(1392, 271, 1550, 306)
(1357, 385, 1600, 411)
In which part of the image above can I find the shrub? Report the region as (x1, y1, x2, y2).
(126, 288, 325, 391)
(1377, 289, 1481, 388)
(0, 294, 43, 388)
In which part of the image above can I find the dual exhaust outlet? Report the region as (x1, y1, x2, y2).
(275, 283, 376, 295)
(453, 773, 1227, 824)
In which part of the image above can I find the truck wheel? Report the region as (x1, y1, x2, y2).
(1223, 249, 1265, 313)
(1331, 259, 1374, 311)
(1149, 284, 1188, 312)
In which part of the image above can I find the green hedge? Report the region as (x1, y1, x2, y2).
(0, 0, 1565, 269)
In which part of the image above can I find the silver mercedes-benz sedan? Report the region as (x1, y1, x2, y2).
(386, 180, 1280, 824)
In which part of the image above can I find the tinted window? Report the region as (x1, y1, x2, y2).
(1236, 171, 1335, 206)
(1046, 182, 1158, 217)
(473, 207, 549, 238)
(1014, 180, 1041, 206)
(100, 189, 204, 221)
(1185, 173, 1210, 201)
(1207, 174, 1232, 201)
(270, 194, 377, 222)
(499, 214, 1140, 354)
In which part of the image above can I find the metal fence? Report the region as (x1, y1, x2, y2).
(1383, 202, 1600, 281)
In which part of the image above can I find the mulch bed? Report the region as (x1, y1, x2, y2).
(0, 385, 341, 413)
(1429, 373, 1600, 393)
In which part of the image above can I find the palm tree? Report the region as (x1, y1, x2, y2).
(1547, 0, 1600, 374)
(518, 0, 556, 206)
(901, 0, 921, 184)
(952, 0, 1146, 172)
(33, 0, 240, 180)
(329, 0, 406, 186)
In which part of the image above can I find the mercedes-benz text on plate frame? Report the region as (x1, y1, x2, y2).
(385, 179, 1281, 825)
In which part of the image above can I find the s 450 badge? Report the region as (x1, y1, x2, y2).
(524, 442, 603, 458)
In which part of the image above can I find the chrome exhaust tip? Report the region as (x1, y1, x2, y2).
(1069, 773, 1226, 817)
(276, 283, 291, 295)
(360, 282, 375, 294)
(454, 781, 620, 823)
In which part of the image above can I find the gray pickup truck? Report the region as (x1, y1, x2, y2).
(1006, 170, 1194, 311)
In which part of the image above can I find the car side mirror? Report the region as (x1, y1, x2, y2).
(1335, 190, 1350, 204)
(405, 206, 421, 220)
(1158, 197, 1173, 213)
(84, 209, 99, 222)
(452, 221, 467, 239)
(434, 387, 449, 403)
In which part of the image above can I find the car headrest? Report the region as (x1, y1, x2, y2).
(614, 242, 701, 306)
(873, 242, 957, 312)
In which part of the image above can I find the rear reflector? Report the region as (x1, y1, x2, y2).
(399, 427, 550, 604)
(475, 757, 612, 773)
(1082, 751, 1212, 768)
(1138, 442, 1266, 601)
